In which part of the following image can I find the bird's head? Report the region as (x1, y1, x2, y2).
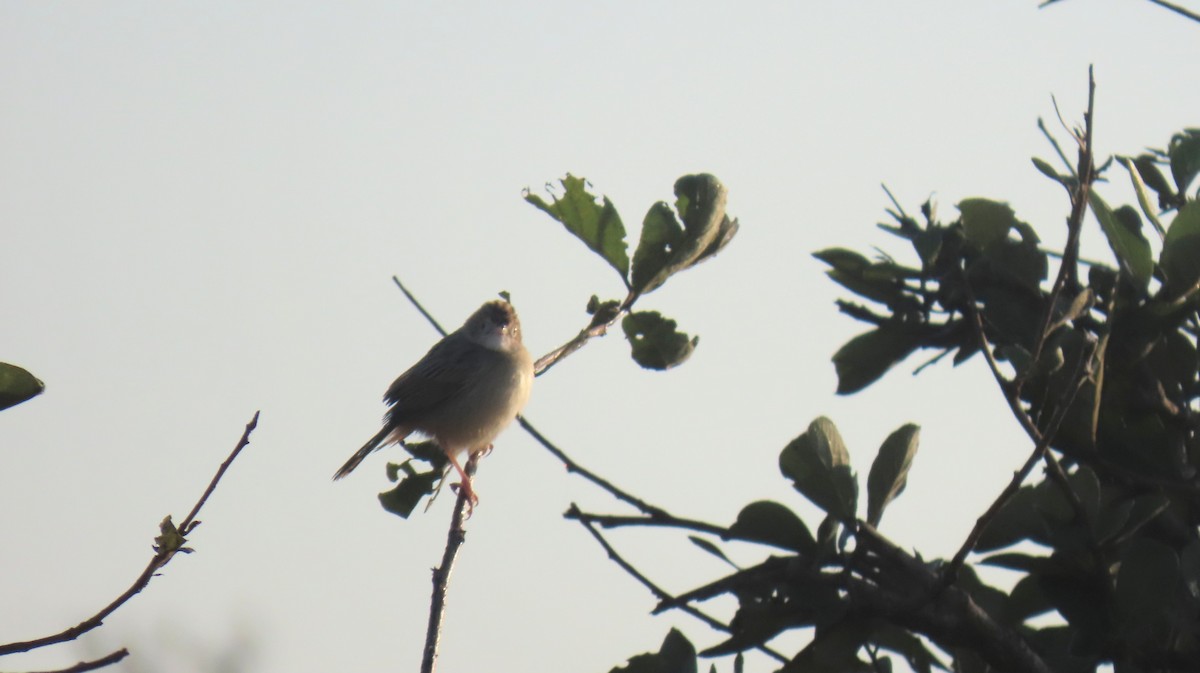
(463, 300, 524, 353)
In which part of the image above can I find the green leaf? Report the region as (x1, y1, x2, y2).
(832, 325, 923, 394)
(1032, 157, 1065, 184)
(688, 536, 735, 568)
(692, 216, 739, 266)
(0, 362, 44, 411)
(1002, 574, 1053, 625)
(1088, 192, 1153, 292)
(866, 424, 920, 527)
(1168, 129, 1200, 195)
(378, 468, 440, 519)
(621, 311, 698, 370)
(1121, 156, 1166, 239)
(525, 174, 630, 284)
(972, 484, 1042, 552)
(728, 500, 815, 554)
(628, 174, 735, 295)
(779, 417, 858, 522)
(814, 248, 917, 309)
(1104, 493, 1169, 545)
(630, 202, 685, 294)
(610, 629, 697, 673)
(153, 515, 191, 557)
(1159, 200, 1200, 299)
(1115, 538, 1179, 637)
(872, 624, 947, 673)
(958, 198, 1015, 249)
(1181, 540, 1200, 600)
(785, 619, 873, 673)
(375, 442, 450, 520)
(1133, 154, 1176, 205)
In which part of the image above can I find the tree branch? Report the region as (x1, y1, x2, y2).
(1145, 0, 1200, 23)
(419, 453, 477, 673)
(1021, 67, 1097, 392)
(0, 412, 260, 657)
(20, 649, 129, 673)
(567, 504, 789, 665)
(942, 273, 1092, 583)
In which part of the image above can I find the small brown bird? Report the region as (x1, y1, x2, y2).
(334, 300, 534, 506)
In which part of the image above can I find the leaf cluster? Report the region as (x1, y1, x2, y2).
(591, 128, 1200, 673)
(526, 174, 738, 370)
(805, 126, 1200, 672)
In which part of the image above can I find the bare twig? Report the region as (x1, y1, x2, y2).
(567, 504, 789, 664)
(1038, 117, 1077, 176)
(20, 649, 130, 673)
(518, 417, 669, 518)
(942, 271, 1093, 582)
(1145, 0, 1200, 23)
(420, 453, 477, 673)
(0, 412, 261, 657)
(392, 277, 449, 337)
(564, 510, 731, 539)
(1023, 67, 1097, 385)
(532, 292, 637, 376)
(179, 412, 260, 535)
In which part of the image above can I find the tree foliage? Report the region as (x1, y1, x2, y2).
(556, 103, 1200, 670)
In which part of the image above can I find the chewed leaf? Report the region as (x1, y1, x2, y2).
(378, 469, 441, 519)
(629, 174, 736, 295)
(622, 311, 698, 370)
(526, 175, 631, 285)
(630, 202, 685, 294)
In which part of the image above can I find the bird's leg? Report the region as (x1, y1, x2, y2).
(444, 450, 479, 511)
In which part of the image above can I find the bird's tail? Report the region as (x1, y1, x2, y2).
(333, 425, 398, 481)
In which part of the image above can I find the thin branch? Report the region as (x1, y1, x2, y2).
(420, 453, 477, 673)
(519, 416, 669, 518)
(1037, 117, 1077, 176)
(20, 649, 129, 673)
(1023, 67, 1097, 387)
(532, 292, 637, 376)
(179, 412, 260, 534)
(0, 412, 261, 657)
(942, 273, 1092, 582)
(392, 277, 449, 337)
(1146, 0, 1200, 23)
(565, 510, 731, 539)
(568, 504, 789, 665)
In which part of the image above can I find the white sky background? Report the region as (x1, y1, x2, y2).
(2, 2, 1197, 672)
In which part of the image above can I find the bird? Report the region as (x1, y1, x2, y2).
(334, 299, 534, 507)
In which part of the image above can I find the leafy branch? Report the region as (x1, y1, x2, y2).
(386, 174, 740, 673)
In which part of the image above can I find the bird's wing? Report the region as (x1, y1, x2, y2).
(382, 334, 486, 422)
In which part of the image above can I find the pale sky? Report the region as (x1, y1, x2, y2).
(2, 2, 1198, 672)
